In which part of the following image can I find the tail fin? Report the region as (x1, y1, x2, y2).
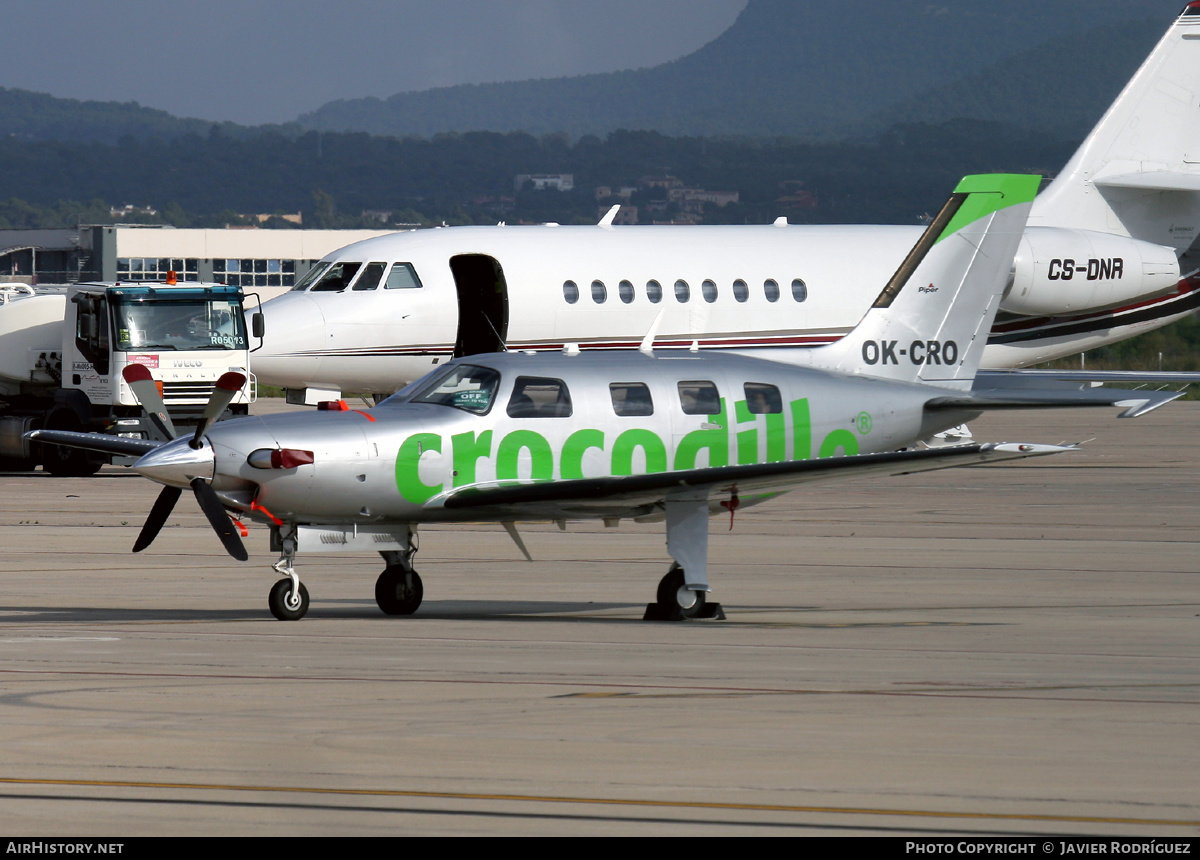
(1028, 6, 1200, 252)
(810, 173, 1039, 390)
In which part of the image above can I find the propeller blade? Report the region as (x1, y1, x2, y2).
(132, 485, 182, 553)
(191, 372, 247, 449)
(190, 477, 249, 561)
(122, 364, 177, 440)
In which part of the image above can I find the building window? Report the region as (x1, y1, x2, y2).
(117, 257, 200, 282)
(214, 258, 296, 288)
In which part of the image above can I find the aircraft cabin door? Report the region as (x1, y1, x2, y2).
(449, 254, 509, 357)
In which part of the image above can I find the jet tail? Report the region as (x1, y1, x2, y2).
(1028, 5, 1200, 252)
(807, 173, 1039, 390)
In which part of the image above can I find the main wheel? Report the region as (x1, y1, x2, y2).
(268, 578, 310, 621)
(375, 566, 423, 615)
(656, 565, 707, 620)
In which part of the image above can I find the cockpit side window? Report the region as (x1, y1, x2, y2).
(291, 261, 332, 292)
(351, 262, 387, 291)
(385, 263, 423, 289)
(412, 364, 500, 415)
(507, 376, 573, 418)
(309, 262, 362, 292)
(610, 382, 653, 417)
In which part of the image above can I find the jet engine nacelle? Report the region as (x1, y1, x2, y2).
(1002, 228, 1179, 316)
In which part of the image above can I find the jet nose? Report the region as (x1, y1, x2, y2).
(134, 437, 215, 487)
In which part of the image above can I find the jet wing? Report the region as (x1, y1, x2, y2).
(438, 442, 1072, 519)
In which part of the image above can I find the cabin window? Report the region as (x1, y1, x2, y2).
(291, 261, 331, 292)
(385, 263, 423, 289)
(619, 280, 635, 304)
(646, 280, 663, 303)
(733, 279, 749, 302)
(674, 279, 690, 303)
(507, 376, 573, 418)
(591, 280, 607, 304)
(351, 262, 387, 291)
(563, 280, 580, 304)
(744, 383, 783, 414)
(678, 380, 720, 415)
(764, 279, 780, 302)
(610, 382, 654, 417)
(702, 279, 718, 303)
(310, 262, 362, 292)
(412, 364, 500, 415)
(791, 279, 808, 302)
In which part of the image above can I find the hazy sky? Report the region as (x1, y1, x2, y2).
(2, 0, 747, 124)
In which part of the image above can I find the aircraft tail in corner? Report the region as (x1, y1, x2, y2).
(1028, 5, 1200, 252)
(809, 174, 1039, 390)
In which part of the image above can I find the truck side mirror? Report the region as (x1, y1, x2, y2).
(252, 312, 265, 339)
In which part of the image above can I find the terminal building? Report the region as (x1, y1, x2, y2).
(0, 225, 394, 295)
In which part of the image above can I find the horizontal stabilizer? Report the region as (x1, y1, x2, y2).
(934, 369, 1193, 418)
(1093, 171, 1200, 192)
(26, 429, 162, 457)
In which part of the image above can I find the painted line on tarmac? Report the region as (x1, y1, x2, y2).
(0, 777, 1195, 829)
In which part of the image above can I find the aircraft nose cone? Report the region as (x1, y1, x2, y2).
(134, 438, 216, 487)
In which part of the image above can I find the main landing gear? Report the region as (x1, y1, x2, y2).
(376, 529, 423, 615)
(643, 493, 726, 621)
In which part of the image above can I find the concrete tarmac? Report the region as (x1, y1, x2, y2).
(0, 402, 1197, 836)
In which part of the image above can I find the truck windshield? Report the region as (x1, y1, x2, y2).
(112, 296, 248, 351)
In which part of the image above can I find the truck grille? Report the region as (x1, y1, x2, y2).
(162, 381, 216, 402)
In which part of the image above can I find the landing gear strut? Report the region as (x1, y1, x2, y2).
(268, 525, 309, 620)
(375, 527, 423, 616)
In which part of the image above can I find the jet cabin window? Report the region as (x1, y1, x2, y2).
(412, 364, 500, 415)
(507, 377, 573, 418)
(678, 381, 721, 416)
(385, 263, 423, 289)
(309, 262, 362, 292)
(610, 382, 653, 417)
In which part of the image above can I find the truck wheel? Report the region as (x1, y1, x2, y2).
(42, 411, 102, 477)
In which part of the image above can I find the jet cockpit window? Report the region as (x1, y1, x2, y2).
(610, 382, 653, 417)
(678, 381, 720, 416)
(412, 364, 500, 415)
(352, 262, 387, 291)
(310, 262, 362, 292)
(744, 383, 783, 414)
(385, 263, 423, 289)
(291, 261, 332, 292)
(507, 376, 573, 418)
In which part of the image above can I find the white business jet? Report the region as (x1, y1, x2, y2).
(253, 6, 1200, 404)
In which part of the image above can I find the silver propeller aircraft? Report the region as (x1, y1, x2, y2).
(29, 174, 1181, 621)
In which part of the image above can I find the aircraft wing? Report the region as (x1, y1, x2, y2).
(25, 429, 162, 458)
(438, 442, 1073, 519)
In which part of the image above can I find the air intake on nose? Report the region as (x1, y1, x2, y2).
(248, 448, 316, 470)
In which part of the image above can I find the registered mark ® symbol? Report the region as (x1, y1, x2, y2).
(856, 412, 872, 434)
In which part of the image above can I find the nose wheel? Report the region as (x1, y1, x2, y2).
(375, 565, 423, 615)
(268, 578, 310, 621)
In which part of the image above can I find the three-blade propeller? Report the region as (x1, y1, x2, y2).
(123, 366, 249, 560)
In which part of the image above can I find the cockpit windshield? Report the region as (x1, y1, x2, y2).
(289, 261, 332, 292)
(112, 295, 248, 351)
(410, 364, 500, 415)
